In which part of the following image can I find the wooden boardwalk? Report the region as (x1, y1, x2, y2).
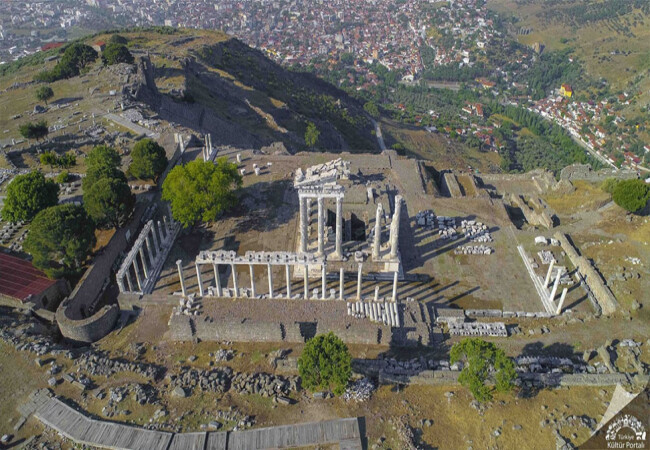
(34, 396, 363, 450)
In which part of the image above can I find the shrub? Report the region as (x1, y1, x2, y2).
(297, 332, 352, 396)
(128, 139, 168, 180)
(612, 179, 650, 213)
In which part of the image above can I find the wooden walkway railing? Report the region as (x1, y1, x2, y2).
(34, 395, 363, 450)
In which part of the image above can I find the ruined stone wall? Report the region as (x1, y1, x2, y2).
(511, 194, 554, 229)
(56, 300, 119, 344)
(441, 173, 463, 198)
(560, 164, 638, 183)
(555, 232, 618, 314)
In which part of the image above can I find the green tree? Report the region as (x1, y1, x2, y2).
(35, 85, 54, 105)
(58, 152, 76, 168)
(83, 145, 125, 191)
(364, 101, 380, 117)
(23, 204, 96, 279)
(128, 138, 168, 180)
(34, 43, 97, 82)
(1, 171, 59, 222)
(40, 151, 58, 170)
(109, 34, 129, 45)
(298, 332, 352, 396)
(305, 121, 320, 148)
(83, 177, 135, 228)
(162, 158, 242, 227)
(19, 120, 49, 142)
(612, 179, 650, 213)
(101, 43, 134, 66)
(450, 338, 516, 402)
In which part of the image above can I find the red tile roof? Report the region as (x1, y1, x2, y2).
(0, 253, 56, 302)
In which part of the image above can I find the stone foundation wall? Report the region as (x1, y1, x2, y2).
(555, 232, 618, 314)
(560, 164, 638, 183)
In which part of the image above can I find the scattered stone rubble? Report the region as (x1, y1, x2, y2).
(415, 210, 436, 229)
(343, 377, 375, 402)
(448, 321, 507, 337)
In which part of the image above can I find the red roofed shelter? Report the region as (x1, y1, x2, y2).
(0, 253, 70, 311)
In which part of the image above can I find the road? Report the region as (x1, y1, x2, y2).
(104, 113, 160, 139)
(371, 118, 386, 151)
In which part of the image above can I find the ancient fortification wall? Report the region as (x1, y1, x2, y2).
(560, 164, 638, 183)
(555, 232, 618, 315)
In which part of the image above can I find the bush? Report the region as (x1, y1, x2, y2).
(601, 177, 620, 194)
(450, 338, 516, 402)
(128, 139, 168, 180)
(612, 179, 650, 213)
(23, 204, 96, 278)
(297, 332, 352, 396)
(1, 171, 59, 222)
(109, 34, 129, 45)
(56, 171, 70, 183)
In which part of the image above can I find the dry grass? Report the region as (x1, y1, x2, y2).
(543, 180, 611, 215)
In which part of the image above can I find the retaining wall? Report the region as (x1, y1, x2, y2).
(555, 232, 618, 314)
(560, 164, 638, 183)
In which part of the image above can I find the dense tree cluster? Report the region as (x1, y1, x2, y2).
(298, 332, 352, 396)
(1, 171, 59, 222)
(518, 49, 583, 100)
(83, 145, 134, 228)
(162, 158, 242, 227)
(24, 204, 96, 279)
(35, 43, 98, 82)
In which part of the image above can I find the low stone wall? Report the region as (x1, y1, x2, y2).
(56, 299, 119, 344)
(442, 173, 463, 198)
(555, 232, 618, 314)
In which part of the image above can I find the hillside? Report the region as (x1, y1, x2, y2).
(0, 28, 378, 160)
(488, 0, 650, 111)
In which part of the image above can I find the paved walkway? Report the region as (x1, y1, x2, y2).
(33, 394, 363, 450)
(105, 113, 160, 139)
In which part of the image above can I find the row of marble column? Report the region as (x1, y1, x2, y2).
(299, 194, 343, 258)
(543, 261, 568, 314)
(117, 217, 173, 293)
(178, 261, 400, 302)
(372, 195, 403, 261)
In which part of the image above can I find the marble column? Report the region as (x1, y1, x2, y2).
(299, 196, 308, 253)
(267, 264, 274, 299)
(321, 263, 326, 300)
(133, 259, 143, 291)
(544, 261, 555, 287)
(389, 195, 403, 259)
(158, 220, 166, 241)
(196, 263, 204, 296)
(249, 264, 256, 298)
(373, 203, 383, 260)
(231, 264, 239, 297)
(392, 271, 399, 302)
(285, 264, 291, 299)
(117, 276, 126, 293)
(339, 267, 344, 300)
(556, 287, 568, 315)
(145, 235, 155, 266)
(176, 260, 186, 296)
(549, 269, 562, 302)
(356, 263, 363, 300)
(303, 264, 309, 300)
(138, 248, 149, 278)
(317, 196, 324, 255)
(213, 263, 222, 297)
(125, 269, 134, 292)
(374, 286, 379, 302)
(151, 223, 160, 253)
(335, 196, 343, 258)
